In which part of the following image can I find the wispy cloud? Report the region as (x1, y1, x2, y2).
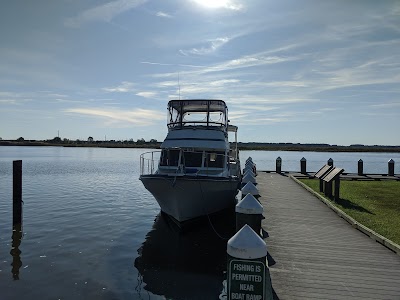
(192, 0, 243, 11)
(136, 91, 158, 98)
(178, 78, 241, 95)
(102, 81, 135, 93)
(54, 98, 86, 104)
(151, 52, 301, 79)
(209, 79, 240, 86)
(180, 37, 231, 56)
(369, 102, 400, 109)
(156, 11, 172, 18)
(229, 96, 317, 105)
(64, 107, 164, 126)
(0, 99, 18, 105)
(141, 61, 204, 68)
(65, 0, 147, 28)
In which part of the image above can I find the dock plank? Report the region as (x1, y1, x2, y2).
(258, 172, 400, 299)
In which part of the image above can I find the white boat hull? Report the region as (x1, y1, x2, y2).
(140, 175, 240, 222)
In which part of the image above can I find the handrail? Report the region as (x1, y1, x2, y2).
(167, 120, 226, 129)
(140, 151, 162, 176)
(139, 149, 240, 176)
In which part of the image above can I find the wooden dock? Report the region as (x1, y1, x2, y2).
(257, 172, 400, 299)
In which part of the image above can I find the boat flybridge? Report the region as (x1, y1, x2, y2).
(140, 99, 241, 223)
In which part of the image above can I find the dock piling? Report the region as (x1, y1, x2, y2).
(227, 225, 273, 300)
(241, 182, 260, 199)
(327, 158, 334, 166)
(13, 160, 23, 228)
(388, 159, 395, 176)
(300, 157, 307, 174)
(358, 159, 363, 176)
(276, 157, 282, 174)
(236, 194, 264, 236)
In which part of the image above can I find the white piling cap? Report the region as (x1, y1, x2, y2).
(242, 172, 256, 184)
(244, 168, 255, 177)
(241, 181, 259, 196)
(236, 193, 263, 214)
(245, 160, 255, 167)
(227, 224, 267, 259)
(388, 159, 395, 163)
(243, 164, 254, 172)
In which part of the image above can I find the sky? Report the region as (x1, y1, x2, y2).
(1, 0, 399, 145)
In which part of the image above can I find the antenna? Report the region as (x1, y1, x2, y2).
(178, 72, 181, 100)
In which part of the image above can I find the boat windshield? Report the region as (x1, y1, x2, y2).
(159, 149, 226, 169)
(159, 149, 180, 166)
(182, 151, 203, 167)
(205, 151, 225, 168)
(167, 100, 228, 130)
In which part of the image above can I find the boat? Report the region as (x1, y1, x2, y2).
(139, 99, 241, 223)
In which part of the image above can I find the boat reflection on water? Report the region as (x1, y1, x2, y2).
(134, 210, 236, 299)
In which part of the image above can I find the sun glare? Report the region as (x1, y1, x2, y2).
(193, 0, 231, 9)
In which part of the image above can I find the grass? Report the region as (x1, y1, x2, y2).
(299, 178, 400, 245)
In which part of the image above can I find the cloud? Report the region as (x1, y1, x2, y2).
(178, 78, 241, 95)
(154, 81, 180, 88)
(156, 11, 172, 18)
(0, 99, 18, 105)
(141, 61, 204, 68)
(65, 0, 147, 28)
(229, 96, 317, 105)
(151, 52, 301, 79)
(65, 107, 164, 126)
(136, 91, 158, 98)
(102, 81, 135, 92)
(230, 105, 280, 112)
(209, 79, 240, 86)
(192, 0, 243, 11)
(369, 102, 400, 109)
(180, 37, 231, 56)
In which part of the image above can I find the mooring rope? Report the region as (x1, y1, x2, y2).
(198, 180, 230, 240)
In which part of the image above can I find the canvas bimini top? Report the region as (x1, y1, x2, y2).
(167, 99, 228, 131)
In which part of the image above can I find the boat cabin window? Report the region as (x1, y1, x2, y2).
(205, 152, 225, 168)
(182, 151, 203, 167)
(160, 149, 180, 166)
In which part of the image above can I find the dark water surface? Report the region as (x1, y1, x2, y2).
(0, 146, 399, 299)
(0, 146, 236, 300)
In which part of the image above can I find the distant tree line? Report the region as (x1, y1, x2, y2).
(1, 137, 400, 152)
(0, 136, 162, 148)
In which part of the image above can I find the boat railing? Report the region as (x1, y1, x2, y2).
(167, 121, 226, 130)
(140, 151, 162, 176)
(140, 150, 241, 177)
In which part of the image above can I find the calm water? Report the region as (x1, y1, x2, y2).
(0, 146, 399, 299)
(239, 150, 400, 174)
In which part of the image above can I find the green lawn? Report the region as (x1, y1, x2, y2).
(299, 179, 400, 245)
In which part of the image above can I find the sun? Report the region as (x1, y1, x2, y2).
(193, 0, 231, 9)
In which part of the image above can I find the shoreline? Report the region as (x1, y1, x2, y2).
(1, 141, 400, 152)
